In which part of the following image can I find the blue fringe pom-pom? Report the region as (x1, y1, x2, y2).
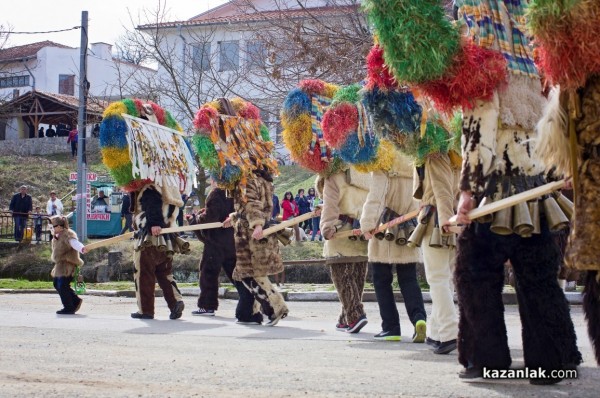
(211, 162, 242, 185)
(183, 137, 195, 158)
(337, 132, 379, 165)
(282, 89, 311, 119)
(99, 116, 128, 148)
(362, 88, 422, 137)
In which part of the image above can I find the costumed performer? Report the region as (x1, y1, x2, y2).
(363, 0, 581, 381)
(322, 82, 427, 342)
(193, 97, 288, 326)
(100, 99, 194, 320)
(529, 0, 600, 366)
(282, 79, 370, 333)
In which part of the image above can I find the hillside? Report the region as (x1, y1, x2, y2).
(273, 165, 317, 198)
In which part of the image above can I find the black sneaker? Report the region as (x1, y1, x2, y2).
(192, 308, 215, 316)
(459, 367, 483, 380)
(74, 299, 83, 313)
(347, 315, 368, 333)
(434, 339, 457, 355)
(236, 319, 262, 325)
(335, 322, 349, 331)
(56, 308, 75, 315)
(170, 301, 185, 320)
(374, 330, 401, 341)
(426, 337, 441, 348)
(131, 312, 154, 319)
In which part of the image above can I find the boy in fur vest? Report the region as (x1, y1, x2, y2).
(49, 215, 87, 315)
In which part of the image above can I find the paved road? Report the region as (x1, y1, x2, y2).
(0, 293, 598, 397)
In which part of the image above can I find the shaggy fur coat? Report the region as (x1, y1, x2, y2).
(51, 229, 83, 277)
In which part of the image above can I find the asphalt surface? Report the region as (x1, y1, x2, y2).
(0, 293, 598, 397)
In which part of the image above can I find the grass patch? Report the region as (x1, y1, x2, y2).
(274, 165, 317, 198)
(0, 279, 54, 289)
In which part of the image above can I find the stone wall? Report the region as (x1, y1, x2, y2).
(0, 136, 99, 156)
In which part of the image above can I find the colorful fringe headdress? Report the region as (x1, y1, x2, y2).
(280, 79, 345, 175)
(192, 97, 278, 191)
(363, 0, 508, 114)
(527, 0, 600, 90)
(99, 99, 195, 193)
(321, 83, 396, 173)
(362, 43, 462, 167)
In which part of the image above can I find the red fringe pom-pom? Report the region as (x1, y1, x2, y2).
(193, 106, 219, 133)
(366, 45, 397, 90)
(299, 79, 326, 95)
(133, 99, 145, 116)
(322, 102, 358, 149)
(295, 142, 329, 173)
(123, 178, 153, 193)
(239, 102, 261, 120)
(148, 102, 167, 125)
(418, 42, 507, 114)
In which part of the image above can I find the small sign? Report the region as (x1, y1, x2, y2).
(87, 213, 110, 221)
(69, 172, 98, 182)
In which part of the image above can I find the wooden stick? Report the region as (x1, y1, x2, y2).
(84, 222, 223, 251)
(447, 179, 566, 226)
(333, 209, 420, 240)
(262, 211, 318, 237)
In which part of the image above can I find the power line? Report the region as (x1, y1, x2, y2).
(0, 26, 81, 34)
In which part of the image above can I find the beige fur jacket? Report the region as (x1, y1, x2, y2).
(319, 168, 369, 263)
(360, 154, 421, 265)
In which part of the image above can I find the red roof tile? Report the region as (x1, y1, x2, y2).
(0, 41, 73, 63)
(138, 5, 360, 30)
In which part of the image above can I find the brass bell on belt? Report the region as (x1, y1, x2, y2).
(512, 201, 534, 237)
(528, 200, 541, 235)
(553, 192, 574, 220)
(157, 235, 167, 252)
(475, 196, 494, 224)
(407, 222, 427, 248)
(490, 206, 513, 235)
(543, 196, 569, 231)
(445, 232, 457, 249)
(384, 224, 397, 241)
(429, 225, 443, 248)
(395, 227, 408, 246)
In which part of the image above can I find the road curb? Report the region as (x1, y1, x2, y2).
(0, 288, 583, 304)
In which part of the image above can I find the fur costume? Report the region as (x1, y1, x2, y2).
(51, 228, 83, 278)
(318, 168, 370, 326)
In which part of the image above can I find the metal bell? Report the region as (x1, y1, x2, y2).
(553, 192, 574, 220)
(277, 233, 291, 246)
(375, 208, 391, 240)
(395, 227, 408, 246)
(512, 201, 534, 237)
(174, 235, 191, 254)
(359, 234, 367, 241)
(166, 237, 174, 257)
(150, 235, 159, 247)
(384, 225, 398, 241)
(445, 232, 457, 249)
(543, 196, 570, 231)
(528, 201, 541, 235)
(475, 196, 494, 223)
(407, 222, 427, 248)
(142, 233, 153, 247)
(157, 235, 167, 252)
(490, 206, 513, 235)
(429, 226, 443, 248)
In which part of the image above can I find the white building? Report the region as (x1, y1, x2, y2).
(137, 0, 362, 160)
(0, 40, 156, 140)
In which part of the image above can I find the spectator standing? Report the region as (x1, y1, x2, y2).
(120, 191, 133, 234)
(310, 194, 322, 241)
(46, 125, 56, 137)
(38, 126, 45, 138)
(33, 206, 43, 243)
(272, 193, 281, 220)
(67, 127, 78, 159)
(9, 185, 33, 242)
(92, 190, 108, 210)
(46, 191, 64, 216)
(295, 188, 311, 231)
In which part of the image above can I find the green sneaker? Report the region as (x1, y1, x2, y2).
(374, 330, 402, 341)
(413, 320, 427, 343)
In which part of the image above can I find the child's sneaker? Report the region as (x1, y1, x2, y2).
(192, 308, 215, 316)
(412, 320, 427, 343)
(374, 330, 401, 341)
(335, 323, 349, 331)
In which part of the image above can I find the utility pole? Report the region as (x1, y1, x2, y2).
(76, 11, 88, 241)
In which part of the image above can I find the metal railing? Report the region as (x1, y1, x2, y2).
(0, 211, 52, 243)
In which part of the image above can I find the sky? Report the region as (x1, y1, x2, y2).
(1, 0, 228, 49)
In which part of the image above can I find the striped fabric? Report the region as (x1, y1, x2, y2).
(459, 0, 538, 78)
(310, 95, 331, 160)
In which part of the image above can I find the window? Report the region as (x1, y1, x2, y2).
(0, 75, 30, 88)
(192, 43, 211, 71)
(219, 41, 239, 71)
(58, 74, 75, 95)
(246, 40, 266, 70)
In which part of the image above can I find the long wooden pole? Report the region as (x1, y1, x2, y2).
(261, 210, 319, 237)
(447, 179, 565, 230)
(84, 222, 223, 251)
(333, 209, 420, 239)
